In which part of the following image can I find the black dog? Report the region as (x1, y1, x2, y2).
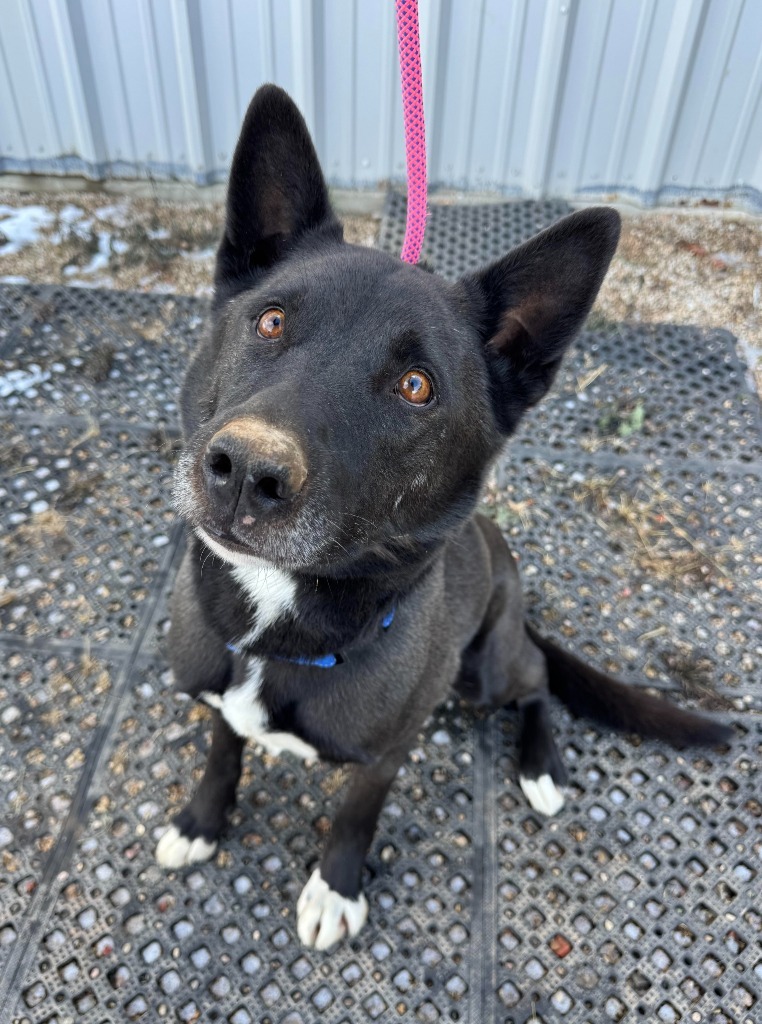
(157, 85, 732, 950)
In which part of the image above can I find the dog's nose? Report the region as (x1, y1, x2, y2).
(203, 417, 307, 518)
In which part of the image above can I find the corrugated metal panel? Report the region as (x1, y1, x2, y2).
(0, 0, 760, 209)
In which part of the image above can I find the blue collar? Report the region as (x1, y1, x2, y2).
(226, 606, 396, 668)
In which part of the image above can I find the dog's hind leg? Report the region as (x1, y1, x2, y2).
(456, 573, 567, 816)
(296, 746, 409, 951)
(518, 694, 567, 817)
(500, 634, 567, 817)
(156, 711, 245, 868)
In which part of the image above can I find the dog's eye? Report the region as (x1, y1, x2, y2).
(396, 370, 433, 406)
(256, 308, 285, 340)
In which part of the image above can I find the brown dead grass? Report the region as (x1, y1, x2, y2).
(595, 212, 761, 393)
(0, 190, 379, 297)
(572, 472, 735, 588)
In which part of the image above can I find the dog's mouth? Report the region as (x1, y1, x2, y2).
(201, 522, 254, 552)
(185, 491, 343, 571)
(194, 524, 268, 566)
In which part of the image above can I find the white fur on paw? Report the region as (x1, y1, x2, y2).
(155, 825, 218, 868)
(296, 868, 368, 951)
(520, 774, 565, 817)
(200, 690, 223, 710)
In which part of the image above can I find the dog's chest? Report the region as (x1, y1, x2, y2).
(229, 559, 299, 648)
(202, 559, 318, 760)
(203, 660, 318, 759)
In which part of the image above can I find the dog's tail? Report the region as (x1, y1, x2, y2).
(526, 624, 733, 747)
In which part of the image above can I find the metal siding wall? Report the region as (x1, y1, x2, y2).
(1, 0, 65, 168)
(668, 0, 761, 196)
(0, 0, 760, 208)
(27, 0, 94, 167)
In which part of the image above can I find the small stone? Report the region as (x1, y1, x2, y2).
(550, 933, 572, 958)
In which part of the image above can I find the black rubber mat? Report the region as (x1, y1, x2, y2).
(1, 197, 760, 1024)
(377, 193, 574, 280)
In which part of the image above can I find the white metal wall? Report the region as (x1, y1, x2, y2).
(1, 0, 760, 209)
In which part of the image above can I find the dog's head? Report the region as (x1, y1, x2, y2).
(174, 86, 620, 574)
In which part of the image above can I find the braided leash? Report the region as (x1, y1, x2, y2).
(395, 0, 427, 264)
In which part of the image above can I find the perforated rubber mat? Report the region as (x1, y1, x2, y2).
(1, 196, 760, 1024)
(378, 193, 574, 280)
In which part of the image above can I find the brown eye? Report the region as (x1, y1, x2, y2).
(256, 308, 285, 339)
(396, 370, 433, 406)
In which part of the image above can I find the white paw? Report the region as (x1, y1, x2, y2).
(520, 773, 565, 817)
(155, 825, 218, 868)
(296, 868, 368, 950)
(200, 690, 223, 710)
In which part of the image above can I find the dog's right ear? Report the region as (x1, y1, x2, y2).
(215, 85, 342, 299)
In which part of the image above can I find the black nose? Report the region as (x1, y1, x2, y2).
(202, 420, 307, 521)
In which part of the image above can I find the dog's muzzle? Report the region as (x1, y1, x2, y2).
(202, 416, 307, 524)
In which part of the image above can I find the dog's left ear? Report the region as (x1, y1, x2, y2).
(462, 208, 621, 434)
(215, 84, 342, 300)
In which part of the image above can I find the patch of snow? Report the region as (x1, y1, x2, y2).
(50, 208, 94, 244)
(147, 227, 171, 240)
(180, 247, 216, 262)
(0, 205, 55, 255)
(95, 203, 130, 227)
(86, 232, 112, 274)
(0, 275, 30, 284)
(64, 231, 115, 276)
(58, 204, 85, 224)
(65, 276, 114, 289)
(0, 365, 51, 398)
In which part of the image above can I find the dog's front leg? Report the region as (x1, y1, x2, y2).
(156, 711, 244, 868)
(296, 749, 406, 951)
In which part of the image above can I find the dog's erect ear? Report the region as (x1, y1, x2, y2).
(463, 208, 621, 434)
(215, 84, 341, 297)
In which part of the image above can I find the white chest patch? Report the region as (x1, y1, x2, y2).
(196, 541, 315, 758)
(230, 557, 297, 644)
(195, 532, 298, 642)
(202, 661, 318, 761)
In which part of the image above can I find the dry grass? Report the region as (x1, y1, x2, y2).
(11, 508, 70, 550)
(0, 189, 379, 297)
(483, 459, 741, 596)
(49, 649, 111, 698)
(572, 472, 734, 588)
(595, 211, 762, 395)
(659, 641, 735, 711)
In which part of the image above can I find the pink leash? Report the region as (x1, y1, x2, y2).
(395, 0, 427, 264)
